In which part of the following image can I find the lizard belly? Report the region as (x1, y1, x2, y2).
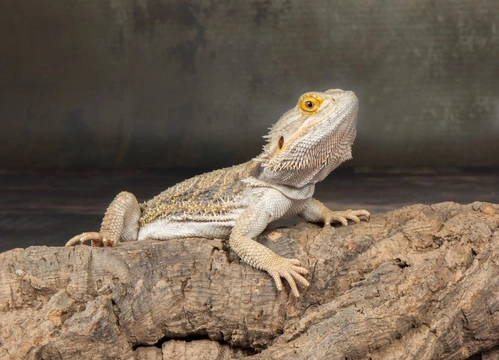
(137, 219, 235, 241)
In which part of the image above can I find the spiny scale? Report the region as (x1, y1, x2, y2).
(139, 162, 255, 225)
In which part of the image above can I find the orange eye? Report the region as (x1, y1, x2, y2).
(299, 94, 323, 114)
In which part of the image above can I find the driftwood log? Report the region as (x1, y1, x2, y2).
(0, 202, 498, 359)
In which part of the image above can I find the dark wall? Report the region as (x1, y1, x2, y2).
(1, 1, 498, 169)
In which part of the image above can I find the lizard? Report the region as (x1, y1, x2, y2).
(66, 88, 370, 297)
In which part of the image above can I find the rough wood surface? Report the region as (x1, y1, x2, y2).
(0, 202, 498, 359)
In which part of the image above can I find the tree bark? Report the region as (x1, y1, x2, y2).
(0, 202, 498, 360)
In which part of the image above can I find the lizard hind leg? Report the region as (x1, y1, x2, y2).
(65, 191, 140, 247)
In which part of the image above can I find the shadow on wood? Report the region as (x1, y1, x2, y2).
(0, 202, 498, 359)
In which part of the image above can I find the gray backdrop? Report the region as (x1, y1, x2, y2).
(1, 0, 498, 169)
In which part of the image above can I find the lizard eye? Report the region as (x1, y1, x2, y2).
(277, 136, 284, 150)
(299, 94, 323, 114)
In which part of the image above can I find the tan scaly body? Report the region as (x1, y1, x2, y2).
(66, 89, 370, 297)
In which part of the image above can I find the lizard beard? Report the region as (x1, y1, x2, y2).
(258, 117, 356, 188)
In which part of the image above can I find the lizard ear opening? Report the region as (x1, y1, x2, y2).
(277, 136, 284, 150)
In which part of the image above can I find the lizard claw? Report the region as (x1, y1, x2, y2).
(65, 232, 105, 247)
(326, 209, 370, 226)
(267, 257, 309, 297)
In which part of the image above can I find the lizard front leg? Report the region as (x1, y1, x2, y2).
(66, 191, 140, 247)
(299, 198, 370, 226)
(229, 190, 309, 297)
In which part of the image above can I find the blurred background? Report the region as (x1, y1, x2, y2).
(1, 0, 498, 251)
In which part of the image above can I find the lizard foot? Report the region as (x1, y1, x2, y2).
(65, 232, 111, 247)
(267, 257, 309, 297)
(325, 209, 370, 226)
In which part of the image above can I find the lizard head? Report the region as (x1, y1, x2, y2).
(254, 89, 359, 188)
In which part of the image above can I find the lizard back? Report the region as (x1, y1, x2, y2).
(139, 161, 257, 225)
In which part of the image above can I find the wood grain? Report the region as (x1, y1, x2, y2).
(0, 201, 498, 359)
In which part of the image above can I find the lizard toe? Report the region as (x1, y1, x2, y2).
(281, 272, 300, 297)
(357, 209, 371, 221)
(289, 258, 303, 266)
(270, 272, 284, 292)
(66, 232, 103, 247)
(267, 257, 309, 297)
(327, 214, 349, 226)
(327, 209, 371, 226)
(348, 209, 371, 221)
(101, 237, 117, 247)
(347, 215, 361, 223)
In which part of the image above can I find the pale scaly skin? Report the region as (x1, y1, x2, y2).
(66, 89, 370, 297)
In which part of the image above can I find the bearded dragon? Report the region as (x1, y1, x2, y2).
(66, 89, 370, 297)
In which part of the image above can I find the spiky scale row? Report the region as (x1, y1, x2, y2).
(139, 163, 252, 225)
